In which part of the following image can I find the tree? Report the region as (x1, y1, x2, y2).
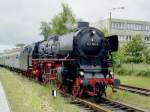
(40, 22, 52, 40)
(100, 26, 111, 37)
(113, 46, 125, 63)
(40, 3, 76, 40)
(142, 47, 150, 63)
(123, 34, 148, 63)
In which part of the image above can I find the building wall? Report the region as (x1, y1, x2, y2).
(91, 18, 150, 47)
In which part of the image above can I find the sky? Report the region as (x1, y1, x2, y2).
(0, 0, 150, 52)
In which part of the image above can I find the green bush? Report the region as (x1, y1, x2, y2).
(136, 71, 150, 77)
(114, 63, 150, 77)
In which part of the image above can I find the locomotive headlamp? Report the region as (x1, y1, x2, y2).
(80, 71, 84, 76)
(90, 30, 96, 36)
(110, 71, 113, 75)
(92, 30, 96, 34)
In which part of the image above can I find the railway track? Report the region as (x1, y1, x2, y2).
(71, 97, 149, 112)
(59, 91, 148, 112)
(71, 98, 111, 112)
(116, 84, 150, 96)
(97, 97, 149, 112)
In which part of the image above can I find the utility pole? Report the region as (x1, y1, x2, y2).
(109, 6, 125, 34)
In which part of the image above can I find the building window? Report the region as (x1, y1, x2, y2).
(127, 23, 131, 30)
(112, 22, 126, 30)
(146, 25, 148, 31)
(145, 36, 150, 41)
(116, 23, 119, 29)
(126, 35, 131, 41)
(129, 35, 131, 40)
(121, 23, 123, 29)
(130, 24, 133, 30)
(141, 24, 145, 31)
(146, 25, 150, 31)
(135, 24, 138, 30)
(138, 25, 140, 30)
(119, 35, 127, 42)
(111, 21, 150, 32)
(111, 22, 115, 28)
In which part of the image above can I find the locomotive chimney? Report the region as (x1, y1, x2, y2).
(77, 22, 89, 28)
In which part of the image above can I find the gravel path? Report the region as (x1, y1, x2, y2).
(0, 82, 11, 112)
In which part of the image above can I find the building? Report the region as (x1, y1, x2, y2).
(91, 18, 150, 47)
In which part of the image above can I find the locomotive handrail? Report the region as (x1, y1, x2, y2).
(32, 58, 78, 61)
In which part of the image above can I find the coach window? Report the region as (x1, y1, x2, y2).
(28, 47, 32, 54)
(24, 47, 28, 53)
(16, 55, 19, 59)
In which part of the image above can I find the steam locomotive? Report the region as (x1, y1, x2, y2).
(0, 22, 119, 97)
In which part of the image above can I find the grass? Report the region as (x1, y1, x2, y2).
(1, 66, 150, 111)
(107, 88, 150, 110)
(116, 75, 150, 89)
(106, 74, 150, 111)
(114, 63, 150, 76)
(0, 68, 80, 112)
(120, 63, 150, 72)
(114, 63, 150, 89)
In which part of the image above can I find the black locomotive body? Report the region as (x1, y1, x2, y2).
(0, 22, 119, 97)
(36, 22, 119, 96)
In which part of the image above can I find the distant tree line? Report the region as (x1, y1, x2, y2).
(15, 43, 25, 48)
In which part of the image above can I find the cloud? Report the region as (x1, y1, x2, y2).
(0, 0, 150, 49)
(0, 0, 64, 45)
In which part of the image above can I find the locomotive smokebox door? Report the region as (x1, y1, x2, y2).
(52, 89, 57, 98)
